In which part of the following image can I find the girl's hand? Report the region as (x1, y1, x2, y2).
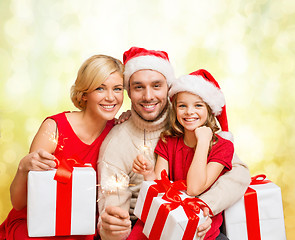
(115, 110, 131, 124)
(194, 126, 213, 143)
(132, 154, 153, 176)
(19, 149, 56, 173)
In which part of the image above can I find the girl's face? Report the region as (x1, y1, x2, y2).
(83, 71, 124, 120)
(176, 92, 208, 132)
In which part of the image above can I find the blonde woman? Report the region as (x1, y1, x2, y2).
(0, 55, 124, 240)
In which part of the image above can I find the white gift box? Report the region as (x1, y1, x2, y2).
(27, 166, 96, 237)
(143, 192, 207, 240)
(224, 176, 286, 240)
(134, 180, 165, 222)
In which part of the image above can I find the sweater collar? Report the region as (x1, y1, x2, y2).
(130, 104, 170, 133)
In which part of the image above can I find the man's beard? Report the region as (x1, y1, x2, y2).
(134, 102, 169, 122)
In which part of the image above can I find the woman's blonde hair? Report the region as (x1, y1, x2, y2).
(161, 93, 220, 151)
(71, 55, 124, 110)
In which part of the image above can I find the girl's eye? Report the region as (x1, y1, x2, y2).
(96, 87, 104, 91)
(178, 104, 186, 108)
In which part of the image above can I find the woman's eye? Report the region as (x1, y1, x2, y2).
(114, 87, 123, 91)
(96, 87, 104, 91)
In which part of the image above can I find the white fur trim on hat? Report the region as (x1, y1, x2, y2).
(169, 75, 225, 116)
(218, 131, 234, 143)
(124, 55, 175, 91)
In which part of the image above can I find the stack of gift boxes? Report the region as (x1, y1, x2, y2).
(27, 161, 287, 239)
(134, 172, 287, 240)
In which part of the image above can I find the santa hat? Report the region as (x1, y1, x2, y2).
(123, 47, 175, 91)
(169, 69, 233, 142)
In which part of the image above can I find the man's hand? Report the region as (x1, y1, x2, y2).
(99, 206, 131, 240)
(197, 207, 212, 240)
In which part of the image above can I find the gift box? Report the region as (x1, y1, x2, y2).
(134, 170, 187, 223)
(143, 188, 209, 240)
(224, 174, 286, 240)
(27, 163, 96, 237)
(134, 180, 165, 222)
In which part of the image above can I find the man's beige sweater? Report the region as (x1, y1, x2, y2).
(98, 107, 251, 219)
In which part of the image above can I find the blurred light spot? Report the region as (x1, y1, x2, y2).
(0, 119, 15, 143)
(2, 149, 17, 164)
(41, 79, 61, 107)
(234, 125, 264, 166)
(227, 44, 248, 75)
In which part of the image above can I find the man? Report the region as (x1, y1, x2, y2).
(98, 47, 251, 240)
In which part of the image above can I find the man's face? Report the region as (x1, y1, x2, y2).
(128, 70, 168, 121)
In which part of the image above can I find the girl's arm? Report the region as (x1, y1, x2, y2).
(10, 118, 57, 210)
(186, 126, 224, 196)
(154, 156, 169, 179)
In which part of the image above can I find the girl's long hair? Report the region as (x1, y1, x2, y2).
(161, 93, 220, 151)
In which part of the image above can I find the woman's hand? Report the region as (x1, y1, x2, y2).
(18, 149, 56, 173)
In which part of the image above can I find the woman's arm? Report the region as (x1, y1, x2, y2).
(10, 118, 57, 210)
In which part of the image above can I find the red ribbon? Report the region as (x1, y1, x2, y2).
(53, 158, 89, 236)
(250, 174, 271, 185)
(149, 187, 212, 240)
(244, 174, 271, 240)
(141, 170, 187, 223)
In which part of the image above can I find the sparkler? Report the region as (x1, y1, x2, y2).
(141, 128, 150, 157)
(98, 163, 130, 202)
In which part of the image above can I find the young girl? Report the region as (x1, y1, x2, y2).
(133, 69, 234, 240)
(0, 55, 125, 240)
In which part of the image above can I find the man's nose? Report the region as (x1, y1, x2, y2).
(143, 87, 153, 101)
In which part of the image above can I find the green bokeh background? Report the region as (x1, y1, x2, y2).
(0, 0, 294, 238)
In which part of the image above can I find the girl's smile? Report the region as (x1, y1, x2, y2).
(176, 92, 208, 132)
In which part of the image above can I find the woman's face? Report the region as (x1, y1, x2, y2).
(176, 92, 208, 132)
(84, 71, 124, 120)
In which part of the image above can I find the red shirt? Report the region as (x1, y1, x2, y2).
(0, 112, 114, 240)
(48, 111, 114, 172)
(155, 134, 234, 240)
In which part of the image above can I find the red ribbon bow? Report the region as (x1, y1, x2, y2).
(244, 174, 271, 240)
(250, 174, 271, 185)
(141, 170, 187, 223)
(53, 157, 90, 236)
(149, 187, 212, 240)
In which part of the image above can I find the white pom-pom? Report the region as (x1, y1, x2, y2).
(218, 131, 234, 143)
